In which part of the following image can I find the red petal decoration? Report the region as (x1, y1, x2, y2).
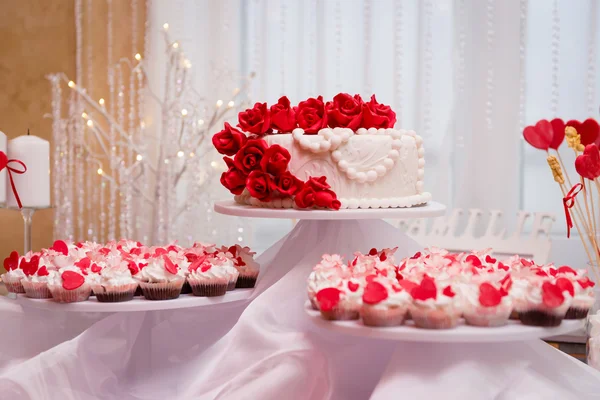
(3, 251, 19, 271)
(75, 257, 91, 271)
(556, 277, 575, 297)
(368, 248, 378, 256)
(499, 274, 512, 293)
(397, 279, 418, 294)
(365, 274, 377, 283)
(154, 248, 168, 256)
(363, 281, 389, 304)
(523, 120, 553, 151)
(62, 270, 85, 290)
(411, 276, 437, 301)
(549, 118, 565, 150)
(347, 281, 359, 292)
(316, 287, 342, 311)
(20, 255, 39, 277)
(51, 240, 69, 256)
(520, 259, 533, 267)
(410, 252, 422, 260)
(542, 281, 565, 308)
(479, 282, 503, 307)
(379, 253, 387, 262)
(127, 260, 139, 275)
(498, 262, 509, 271)
(578, 277, 596, 289)
(163, 255, 179, 274)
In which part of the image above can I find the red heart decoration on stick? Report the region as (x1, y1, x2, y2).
(21, 255, 40, 276)
(3, 251, 19, 271)
(566, 119, 600, 146)
(575, 144, 600, 180)
(61, 270, 85, 290)
(0, 151, 7, 171)
(523, 120, 553, 150)
(549, 118, 565, 150)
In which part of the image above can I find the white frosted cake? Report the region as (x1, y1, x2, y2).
(213, 93, 431, 210)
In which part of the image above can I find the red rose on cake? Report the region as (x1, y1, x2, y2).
(212, 122, 247, 156)
(326, 93, 364, 130)
(238, 102, 271, 135)
(220, 157, 247, 195)
(246, 170, 275, 201)
(295, 96, 328, 134)
(260, 144, 291, 176)
(233, 139, 268, 174)
(270, 96, 297, 133)
(274, 171, 304, 196)
(362, 95, 396, 129)
(294, 176, 341, 210)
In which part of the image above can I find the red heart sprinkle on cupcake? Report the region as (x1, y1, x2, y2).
(411, 276, 437, 301)
(62, 270, 85, 290)
(443, 285, 455, 298)
(3, 251, 19, 271)
(465, 255, 482, 267)
(21, 256, 40, 276)
(578, 277, 595, 289)
(556, 277, 574, 297)
(316, 287, 342, 311)
(542, 281, 565, 308)
(347, 281, 359, 292)
(51, 240, 69, 256)
(127, 261, 139, 275)
(363, 281, 388, 304)
(557, 266, 577, 275)
(479, 282, 503, 307)
(91, 263, 102, 273)
(485, 255, 497, 264)
(37, 266, 49, 276)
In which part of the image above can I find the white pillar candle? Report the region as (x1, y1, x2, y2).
(6, 134, 50, 208)
(0, 131, 6, 205)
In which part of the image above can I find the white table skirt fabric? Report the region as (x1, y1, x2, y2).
(2, 219, 600, 399)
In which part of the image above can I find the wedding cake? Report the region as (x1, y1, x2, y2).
(213, 93, 431, 210)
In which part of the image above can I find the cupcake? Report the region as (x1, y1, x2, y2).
(517, 278, 572, 326)
(21, 256, 56, 299)
(409, 276, 462, 329)
(135, 255, 185, 300)
(316, 286, 360, 321)
(461, 281, 512, 327)
(90, 263, 138, 302)
(361, 279, 411, 327)
(307, 254, 346, 309)
(187, 254, 231, 297)
(228, 245, 260, 288)
(47, 267, 92, 303)
(2, 251, 26, 293)
(556, 267, 595, 319)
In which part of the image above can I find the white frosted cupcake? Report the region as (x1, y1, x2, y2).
(307, 254, 346, 310)
(90, 264, 138, 302)
(2, 251, 26, 293)
(361, 279, 411, 327)
(316, 285, 360, 321)
(516, 277, 572, 326)
(187, 255, 231, 297)
(228, 245, 260, 288)
(135, 255, 185, 300)
(409, 276, 462, 329)
(461, 281, 512, 327)
(46, 266, 91, 303)
(21, 256, 57, 299)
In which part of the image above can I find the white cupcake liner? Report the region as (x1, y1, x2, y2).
(22, 280, 52, 299)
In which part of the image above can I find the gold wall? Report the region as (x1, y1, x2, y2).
(0, 0, 145, 267)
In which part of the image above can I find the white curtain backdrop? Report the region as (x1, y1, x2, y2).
(147, 0, 600, 250)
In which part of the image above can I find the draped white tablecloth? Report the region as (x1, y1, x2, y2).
(2, 219, 600, 399)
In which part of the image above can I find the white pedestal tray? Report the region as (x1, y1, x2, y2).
(305, 301, 584, 343)
(13, 289, 254, 313)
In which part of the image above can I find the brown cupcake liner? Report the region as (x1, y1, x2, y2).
(92, 283, 138, 303)
(2, 274, 25, 294)
(227, 279, 237, 291)
(134, 285, 143, 296)
(519, 310, 563, 327)
(565, 306, 589, 320)
(509, 309, 520, 320)
(235, 275, 258, 289)
(189, 281, 228, 297)
(21, 280, 52, 299)
(139, 281, 184, 301)
(180, 281, 192, 294)
(48, 284, 92, 303)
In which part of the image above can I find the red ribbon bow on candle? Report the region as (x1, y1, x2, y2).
(563, 183, 583, 238)
(0, 151, 27, 209)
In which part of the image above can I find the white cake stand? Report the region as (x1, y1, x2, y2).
(14, 289, 254, 313)
(304, 301, 584, 343)
(207, 200, 600, 400)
